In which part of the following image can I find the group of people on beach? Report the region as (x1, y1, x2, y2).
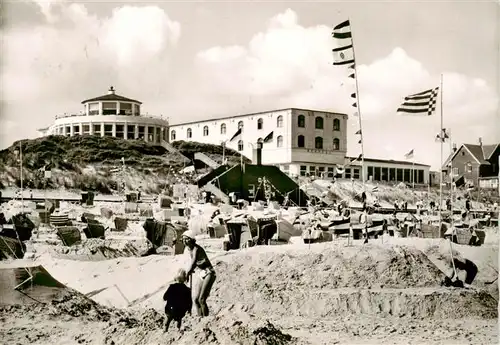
(162, 230, 216, 332)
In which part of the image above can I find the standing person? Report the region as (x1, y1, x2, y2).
(182, 230, 216, 317)
(162, 269, 192, 332)
(465, 196, 471, 220)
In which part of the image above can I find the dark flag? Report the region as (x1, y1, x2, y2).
(230, 127, 242, 142)
(263, 131, 274, 143)
(397, 87, 439, 116)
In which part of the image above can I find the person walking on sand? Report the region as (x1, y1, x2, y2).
(162, 269, 192, 332)
(182, 230, 216, 317)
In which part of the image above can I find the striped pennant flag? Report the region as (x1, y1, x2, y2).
(397, 87, 439, 116)
(332, 20, 355, 66)
(404, 149, 414, 160)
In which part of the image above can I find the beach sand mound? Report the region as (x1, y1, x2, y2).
(207, 244, 497, 320)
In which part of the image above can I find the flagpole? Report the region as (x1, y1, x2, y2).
(349, 19, 366, 192)
(20, 141, 24, 212)
(440, 74, 458, 280)
(439, 74, 444, 233)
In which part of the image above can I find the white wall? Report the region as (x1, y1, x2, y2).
(169, 108, 349, 166)
(170, 109, 293, 164)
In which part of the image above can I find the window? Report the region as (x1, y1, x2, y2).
(203, 125, 209, 136)
(298, 115, 305, 128)
(82, 124, 90, 135)
(73, 125, 80, 135)
(238, 121, 244, 129)
(163, 127, 167, 141)
(367, 166, 374, 180)
(102, 102, 117, 115)
(315, 116, 324, 129)
(353, 168, 360, 179)
(220, 123, 226, 134)
(127, 125, 135, 139)
(333, 119, 340, 131)
(374, 167, 381, 181)
(309, 166, 316, 177)
(156, 127, 161, 144)
(277, 135, 283, 147)
(396, 168, 403, 182)
(327, 167, 334, 178)
(65, 126, 71, 135)
(257, 118, 263, 130)
(187, 128, 192, 138)
(148, 126, 154, 142)
(333, 138, 340, 150)
(297, 135, 305, 148)
(453, 167, 459, 176)
(88, 102, 99, 115)
(404, 169, 411, 183)
(416, 170, 424, 183)
(133, 104, 140, 115)
(389, 168, 396, 181)
(93, 124, 101, 135)
(466, 164, 472, 173)
(237, 140, 244, 151)
(300, 165, 307, 177)
(381, 167, 388, 181)
(315, 136, 323, 149)
(171, 130, 176, 141)
(345, 168, 351, 179)
(104, 124, 113, 137)
(277, 115, 283, 128)
(116, 124, 124, 138)
(119, 103, 132, 115)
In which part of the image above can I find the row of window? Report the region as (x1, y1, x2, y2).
(298, 165, 426, 183)
(52, 124, 167, 142)
(297, 115, 341, 130)
(172, 117, 284, 140)
(298, 136, 340, 150)
(170, 115, 342, 140)
(300, 165, 358, 178)
(367, 166, 425, 184)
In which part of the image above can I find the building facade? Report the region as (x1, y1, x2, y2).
(37, 87, 169, 144)
(169, 108, 349, 176)
(442, 142, 500, 189)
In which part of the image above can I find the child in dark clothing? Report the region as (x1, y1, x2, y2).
(163, 269, 192, 332)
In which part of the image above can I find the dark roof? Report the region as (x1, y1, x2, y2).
(443, 143, 500, 168)
(346, 157, 430, 167)
(464, 144, 489, 164)
(81, 93, 142, 104)
(170, 108, 348, 127)
(482, 144, 499, 160)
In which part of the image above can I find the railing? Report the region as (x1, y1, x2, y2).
(55, 113, 168, 121)
(194, 152, 219, 169)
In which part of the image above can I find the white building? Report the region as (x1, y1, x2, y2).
(37, 87, 169, 144)
(169, 108, 349, 177)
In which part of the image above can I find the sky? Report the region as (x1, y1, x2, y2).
(1, 0, 499, 170)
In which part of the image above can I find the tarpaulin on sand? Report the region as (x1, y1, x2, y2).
(0, 264, 68, 305)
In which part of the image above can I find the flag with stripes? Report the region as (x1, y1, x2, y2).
(397, 87, 439, 116)
(332, 20, 355, 66)
(372, 186, 379, 193)
(230, 127, 242, 142)
(404, 149, 414, 160)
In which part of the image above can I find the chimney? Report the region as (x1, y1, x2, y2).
(452, 143, 457, 152)
(256, 141, 263, 166)
(108, 86, 116, 95)
(479, 137, 482, 146)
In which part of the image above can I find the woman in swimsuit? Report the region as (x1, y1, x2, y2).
(182, 230, 216, 317)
